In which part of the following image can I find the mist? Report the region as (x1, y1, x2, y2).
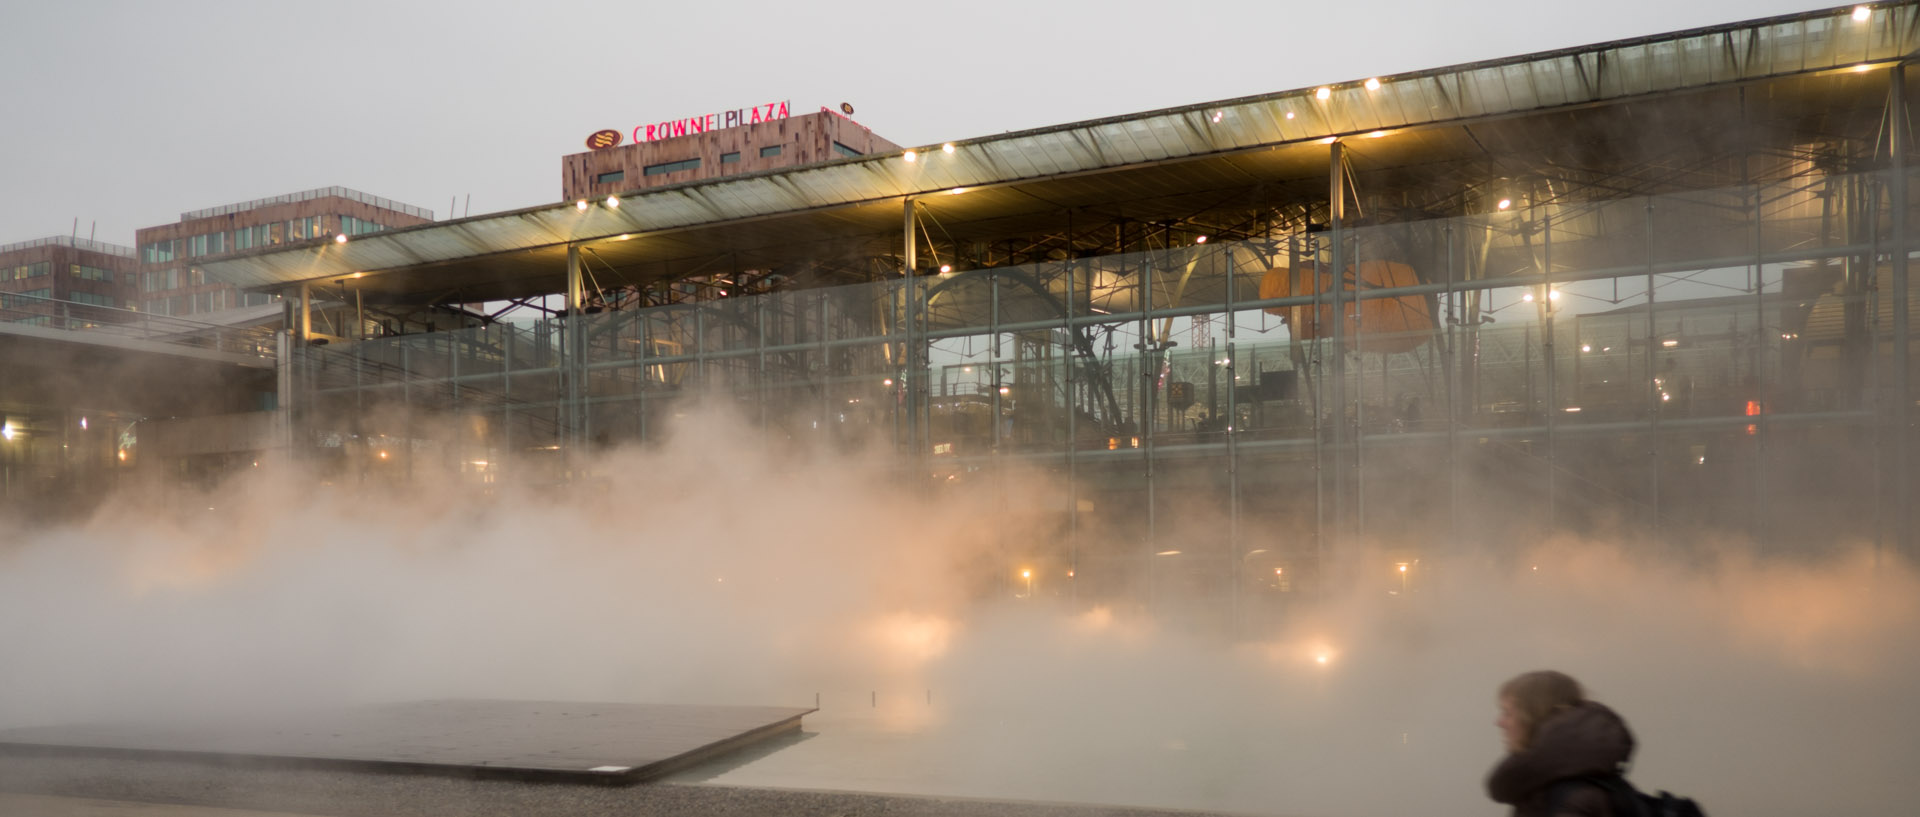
(0, 403, 1914, 817)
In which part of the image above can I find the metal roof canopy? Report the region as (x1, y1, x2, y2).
(201, 4, 1920, 306)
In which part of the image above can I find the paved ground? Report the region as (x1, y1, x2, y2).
(0, 754, 1253, 817)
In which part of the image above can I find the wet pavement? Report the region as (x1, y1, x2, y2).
(0, 754, 1254, 817)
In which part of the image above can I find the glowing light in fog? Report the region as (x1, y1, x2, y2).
(1854, 6, 1873, 22)
(1497, 198, 1512, 210)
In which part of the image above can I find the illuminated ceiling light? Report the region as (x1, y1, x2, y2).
(0, 422, 13, 442)
(1315, 87, 1331, 101)
(1285, 111, 1296, 120)
(616, 233, 633, 241)
(333, 234, 348, 244)
(1195, 235, 1208, 244)
(1854, 62, 1877, 72)
(939, 264, 953, 273)
(1156, 550, 1182, 556)
(79, 417, 88, 430)
(1211, 111, 1223, 123)
(575, 199, 589, 211)
(1365, 130, 1387, 138)
(942, 142, 955, 153)
(1496, 198, 1513, 210)
(1662, 339, 1680, 347)
(1565, 406, 1583, 413)
(1365, 77, 1381, 91)
(1522, 292, 1535, 303)
(1548, 289, 1561, 301)
(904, 149, 918, 163)
(350, 272, 365, 279)
(1581, 344, 1592, 352)
(883, 378, 894, 386)
(605, 196, 620, 208)
(998, 386, 1011, 396)
(1854, 5, 1872, 22)
(948, 187, 967, 195)
(1319, 136, 1338, 145)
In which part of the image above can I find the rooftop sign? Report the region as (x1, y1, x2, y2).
(630, 101, 791, 144)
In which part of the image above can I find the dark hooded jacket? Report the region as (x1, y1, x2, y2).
(1486, 701, 1637, 817)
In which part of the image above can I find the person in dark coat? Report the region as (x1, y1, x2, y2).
(1485, 670, 1636, 817)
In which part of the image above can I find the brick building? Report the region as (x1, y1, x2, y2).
(0, 236, 139, 327)
(561, 107, 900, 202)
(135, 187, 434, 317)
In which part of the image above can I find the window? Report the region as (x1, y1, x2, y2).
(233, 226, 256, 250)
(71, 264, 114, 282)
(720, 152, 741, 164)
(340, 216, 384, 236)
(832, 141, 862, 157)
(70, 291, 117, 307)
(2, 288, 52, 308)
(643, 158, 701, 176)
(596, 170, 626, 184)
(140, 240, 177, 264)
(10, 262, 50, 279)
(144, 268, 179, 293)
(759, 145, 783, 158)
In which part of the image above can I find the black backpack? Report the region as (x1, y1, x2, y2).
(1548, 773, 1706, 817)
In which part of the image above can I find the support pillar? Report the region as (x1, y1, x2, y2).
(1328, 140, 1348, 552)
(1891, 63, 1912, 557)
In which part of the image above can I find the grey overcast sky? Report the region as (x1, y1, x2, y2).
(0, 0, 1831, 246)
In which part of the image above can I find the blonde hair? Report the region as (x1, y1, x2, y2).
(1499, 670, 1586, 751)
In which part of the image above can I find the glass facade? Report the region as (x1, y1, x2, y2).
(294, 168, 1920, 605)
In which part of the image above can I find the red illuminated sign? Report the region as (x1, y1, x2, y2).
(631, 101, 790, 143)
(586, 129, 622, 150)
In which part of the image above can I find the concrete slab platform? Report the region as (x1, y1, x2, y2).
(0, 700, 812, 784)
